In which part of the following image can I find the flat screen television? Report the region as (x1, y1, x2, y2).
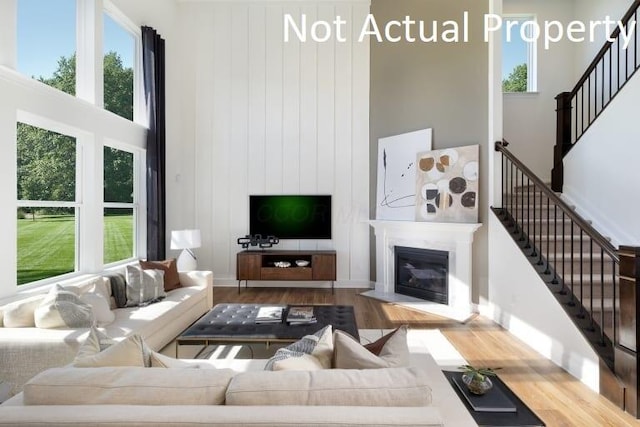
(249, 195, 332, 240)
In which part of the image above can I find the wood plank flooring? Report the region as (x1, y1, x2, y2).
(213, 287, 640, 426)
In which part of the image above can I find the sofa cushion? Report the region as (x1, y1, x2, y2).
(125, 265, 166, 306)
(73, 332, 147, 368)
(265, 325, 333, 371)
(23, 366, 236, 405)
(79, 290, 114, 326)
(34, 285, 94, 329)
(140, 259, 181, 292)
(2, 295, 47, 328)
(334, 325, 410, 369)
(226, 367, 432, 406)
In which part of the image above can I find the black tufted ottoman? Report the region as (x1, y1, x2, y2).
(176, 303, 359, 357)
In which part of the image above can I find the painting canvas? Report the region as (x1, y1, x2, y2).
(415, 145, 479, 223)
(376, 129, 433, 221)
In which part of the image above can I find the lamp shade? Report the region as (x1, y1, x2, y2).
(170, 229, 201, 250)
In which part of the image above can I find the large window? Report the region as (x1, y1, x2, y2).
(17, 123, 78, 285)
(104, 146, 136, 264)
(502, 15, 537, 93)
(17, 0, 76, 95)
(103, 12, 136, 120)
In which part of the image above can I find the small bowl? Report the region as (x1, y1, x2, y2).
(274, 261, 291, 268)
(295, 260, 310, 267)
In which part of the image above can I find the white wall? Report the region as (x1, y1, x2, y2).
(502, 0, 576, 181)
(563, 70, 640, 246)
(178, 1, 371, 286)
(487, 213, 600, 390)
(572, 0, 633, 78)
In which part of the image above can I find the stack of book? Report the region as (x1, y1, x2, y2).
(255, 306, 285, 324)
(286, 306, 317, 324)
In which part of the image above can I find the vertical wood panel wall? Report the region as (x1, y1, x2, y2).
(184, 2, 371, 286)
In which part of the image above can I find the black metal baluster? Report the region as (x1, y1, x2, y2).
(578, 230, 584, 318)
(588, 238, 594, 331)
(537, 190, 544, 266)
(544, 195, 551, 274)
(526, 177, 531, 248)
(600, 247, 605, 342)
(560, 211, 567, 296)
(609, 48, 613, 102)
(569, 219, 575, 306)
(587, 75, 591, 125)
(501, 151, 506, 216)
(519, 170, 525, 241)
(552, 204, 559, 284)
(510, 161, 514, 226)
(531, 185, 537, 259)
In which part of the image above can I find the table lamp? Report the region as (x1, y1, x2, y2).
(170, 229, 201, 271)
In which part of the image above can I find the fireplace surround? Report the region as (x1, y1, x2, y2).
(364, 220, 482, 321)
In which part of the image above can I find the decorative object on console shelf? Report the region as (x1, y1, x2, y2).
(170, 229, 201, 271)
(295, 260, 310, 267)
(237, 234, 280, 249)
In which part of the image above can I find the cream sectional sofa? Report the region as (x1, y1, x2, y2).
(0, 270, 213, 393)
(0, 342, 478, 427)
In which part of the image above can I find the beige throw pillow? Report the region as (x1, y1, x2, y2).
(80, 287, 115, 326)
(265, 325, 333, 371)
(73, 328, 148, 368)
(2, 294, 46, 327)
(34, 285, 94, 329)
(334, 325, 410, 369)
(150, 351, 201, 368)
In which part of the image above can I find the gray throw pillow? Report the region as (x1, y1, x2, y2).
(264, 325, 333, 370)
(34, 284, 94, 329)
(125, 265, 166, 307)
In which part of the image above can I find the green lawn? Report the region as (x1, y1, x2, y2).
(17, 214, 133, 285)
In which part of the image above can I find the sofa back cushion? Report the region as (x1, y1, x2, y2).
(24, 367, 236, 406)
(225, 367, 432, 407)
(2, 294, 47, 328)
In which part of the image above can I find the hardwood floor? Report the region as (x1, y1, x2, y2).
(213, 287, 640, 426)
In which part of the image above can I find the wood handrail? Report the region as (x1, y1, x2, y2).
(496, 140, 619, 262)
(571, 0, 640, 95)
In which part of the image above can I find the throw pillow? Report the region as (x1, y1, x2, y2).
(79, 288, 115, 326)
(333, 325, 410, 369)
(139, 259, 181, 292)
(103, 272, 127, 308)
(73, 332, 148, 368)
(2, 294, 46, 327)
(265, 325, 333, 371)
(34, 285, 94, 329)
(125, 265, 166, 307)
(150, 351, 200, 368)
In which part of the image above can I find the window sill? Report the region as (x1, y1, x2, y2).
(503, 91, 540, 98)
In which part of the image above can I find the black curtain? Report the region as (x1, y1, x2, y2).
(142, 26, 166, 261)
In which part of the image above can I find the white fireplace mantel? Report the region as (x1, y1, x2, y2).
(364, 220, 482, 322)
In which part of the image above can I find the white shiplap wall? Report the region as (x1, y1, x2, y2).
(181, 1, 371, 286)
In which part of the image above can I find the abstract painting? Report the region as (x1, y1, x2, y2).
(415, 145, 479, 223)
(376, 129, 432, 221)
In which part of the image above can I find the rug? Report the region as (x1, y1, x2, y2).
(201, 328, 466, 368)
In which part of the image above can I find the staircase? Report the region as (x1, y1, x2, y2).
(493, 140, 640, 417)
(495, 0, 640, 417)
(494, 171, 616, 369)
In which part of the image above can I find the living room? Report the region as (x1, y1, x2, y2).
(1, 0, 639, 425)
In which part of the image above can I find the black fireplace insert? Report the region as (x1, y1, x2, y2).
(394, 246, 448, 304)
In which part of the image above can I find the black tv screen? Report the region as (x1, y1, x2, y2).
(249, 195, 332, 240)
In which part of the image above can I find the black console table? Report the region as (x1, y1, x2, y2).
(443, 371, 545, 426)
